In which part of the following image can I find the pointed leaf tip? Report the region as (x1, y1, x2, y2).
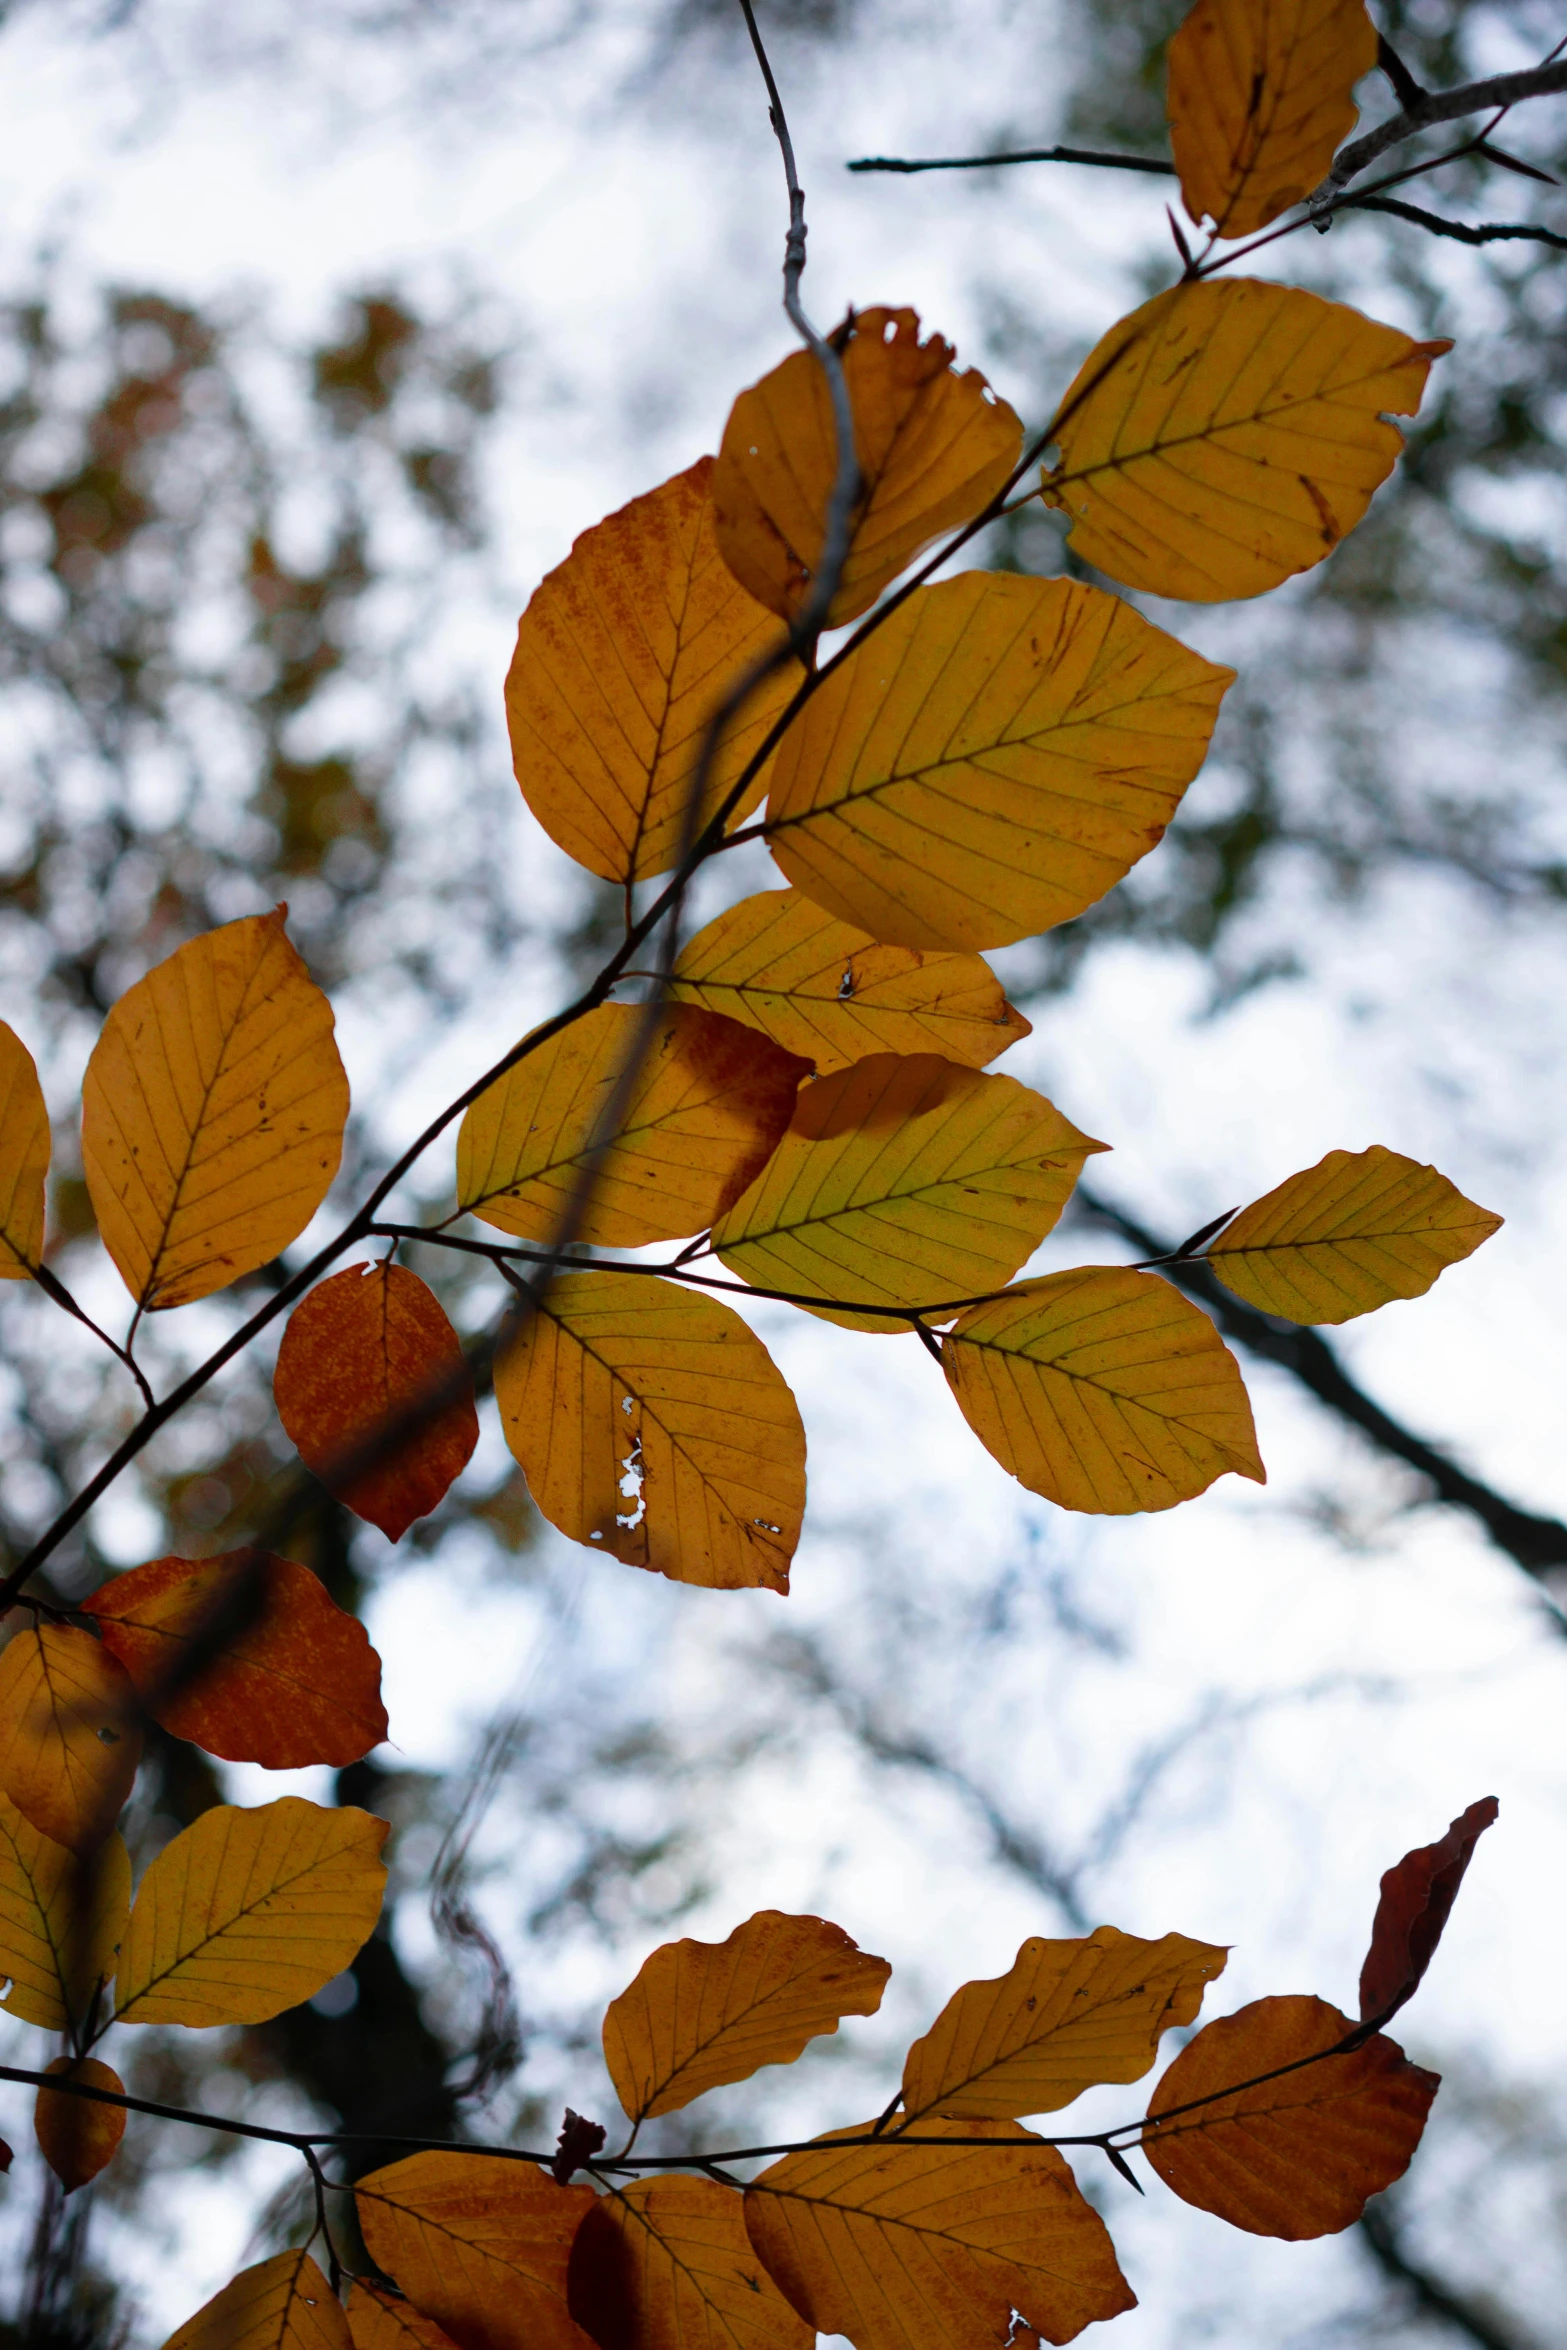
(1359, 1797, 1499, 2026)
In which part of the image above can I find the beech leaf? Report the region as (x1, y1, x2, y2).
(160, 2252, 351, 2350)
(0, 1796, 130, 2030)
(34, 2055, 126, 2193)
(355, 2151, 596, 2350)
(0, 1021, 49, 1276)
(1168, 0, 1378, 238)
(569, 2176, 811, 2350)
(349, 2288, 463, 2350)
(1358, 1797, 1499, 2025)
(0, 1625, 142, 1851)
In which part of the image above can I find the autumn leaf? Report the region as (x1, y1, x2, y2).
(762, 573, 1232, 951)
(712, 307, 1022, 628)
(569, 2176, 810, 2350)
(671, 889, 1031, 1073)
(943, 1268, 1265, 1514)
(1143, 1994, 1437, 2236)
(81, 909, 350, 1311)
(506, 458, 800, 888)
(0, 1625, 142, 1850)
(34, 2056, 126, 2193)
(1041, 280, 1448, 602)
(603, 1909, 890, 2122)
(494, 1272, 805, 1591)
(84, 1550, 388, 1768)
(712, 1055, 1105, 1333)
(349, 2288, 463, 2350)
(160, 2252, 351, 2350)
(0, 1021, 49, 1276)
(0, 1796, 130, 2029)
(901, 1926, 1227, 2122)
(457, 1005, 808, 1248)
(355, 2151, 596, 2350)
(745, 2118, 1135, 2350)
(273, 1264, 479, 1539)
(1168, 0, 1378, 238)
(113, 1796, 388, 2026)
(1205, 1147, 1503, 1323)
(1358, 1797, 1499, 2026)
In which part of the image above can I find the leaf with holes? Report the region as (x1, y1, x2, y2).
(1168, 0, 1378, 238)
(356, 2151, 596, 2350)
(0, 1021, 48, 1276)
(35, 2056, 126, 2192)
(159, 2252, 351, 2350)
(1359, 1797, 1499, 2026)
(0, 1626, 141, 1851)
(0, 1796, 130, 2029)
(570, 2176, 810, 2350)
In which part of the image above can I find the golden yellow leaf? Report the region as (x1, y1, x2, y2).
(0, 1795, 129, 2029)
(901, 1926, 1227, 2123)
(1042, 280, 1448, 602)
(1205, 1146, 1503, 1323)
(35, 2055, 126, 2193)
(713, 1055, 1105, 1334)
(603, 1909, 890, 2122)
(349, 2285, 462, 2350)
(113, 1796, 387, 2026)
(762, 573, 1232, 951)
(81, 909, 349, 1311)
(712, 307, 1022, 628)
(943, 1268, 1264, 1513)
(744, 2118, 1135, 2350)
(671, 890, 1031, 1072)
(355, 2151, 596, 2350)
(0, 1021, 48, 1276)
(457, 1005, 807, 1249)
(505, 459, 800, 888)
(568, 2176, 811, 2350)
(0, 1625, 142, 1851)
(495, 1273, 805, 1591)
(160, 2252, 350, 2350)
(1168, 0, 1378, 238)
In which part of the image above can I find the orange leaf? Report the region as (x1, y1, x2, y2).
(1168, 0, 1378, 238)
(356, 2151, 596, 2350)
(83, 1550, 388, 1767)
(160, 2250, 351, 2350)
(1142, 1993, 1438, 2237)
(569, 2176, 810, 2350)
(0, 1626, 141, 1851)
(712, 307, 1022, 628)
(349, 2286, 463, 2350)
(0, 1020, 49, 1277)
(273, 1264, 479, 1540)
(34, 2055, 126, 2192)
(1358, 1797, 1498, 2026)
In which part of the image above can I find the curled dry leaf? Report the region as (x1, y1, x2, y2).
(81, 909, 349, 1311)
(0, 1625, 142, 1851)
(943, 1268, 1264, 1514)
(273, 1264, 479, 1540)
(712, 306, 1022, 629)
(1142, 1993, 1438, 2237)
(671, 889, 1031, 1073)
(1042, 280, 1448, 602)
(0, 1796, 130, 2030)
(0, 1020, 48, 1275)
(1359, 1797, 1499, 2026)
(1168, 0, 1378, 238)
(355, 2151, 596, 2350)
(762, 573, 1231, 951)
(84, 1550, 389, 1767)
(457, 1004, 808, 1249)
(495, 1272, 805, 1592)
(159, 2251, 351, 2350)
(113, 1796, 388, 2027)
(1205, 1146, 1502, 1324)
(901, 1925, 1227, 2122)
(507, 457, 800, 887)
(712, 1055, 1105, 1334)
(603, 1909, 890, 2123)
(569, 2176, 811, 2350)
(34, 2055, 127, 2192)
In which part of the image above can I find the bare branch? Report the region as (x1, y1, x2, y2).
(1311, 57, 1567, 204)
(847, 145, 1174, 179)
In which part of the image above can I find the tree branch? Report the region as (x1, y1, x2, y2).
(847, 145, 1175, 178)
(1312, 57, 1567, 203)
(1339, 193, 1567, 249)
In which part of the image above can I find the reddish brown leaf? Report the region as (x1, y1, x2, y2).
(274, 1263, 479, 1540)
(1358, 1797, 1499, 2025)
(34, 2056, 126, 2192)
(569, 2176, 811, 2350)
(349, 2285, 463, 2350)
(84, 1551, 388, 1768)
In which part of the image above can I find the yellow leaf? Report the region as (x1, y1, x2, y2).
(603, 1908, 890, 2122)
(349, 2286, 462, 2350)
(712, 307, 1022, 628)
(495, 1273, 805, 1592)
(0, 1021, 48, 1276)
(457, 1005, 807, 1249)
(713, 1055, 1104, 1334)
(762, 573, 1231, 951)
(0, 1795, 129, 2029)
(900, 1926, 1227, 2122)
(1168, 0, 1378, 238)
(35, 2055, 127, 2192)
(355, 2151, 596, 2350)
(1042, 280, 1447, 603)
(568, 2176, 811, 2350)
(671, 890, 1031, 1072)
(743, 2119, 1135, 2350)
(160, 2252, 351, 2350)
(506, 459, 801, 888)
(81, 909, 349, 1311)
(113, 1796, 387, 2026)
(943, 1268, 1264, 1513)
(0, 1626, 142, 1851)
(1206, 1146, 1503, 1323)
